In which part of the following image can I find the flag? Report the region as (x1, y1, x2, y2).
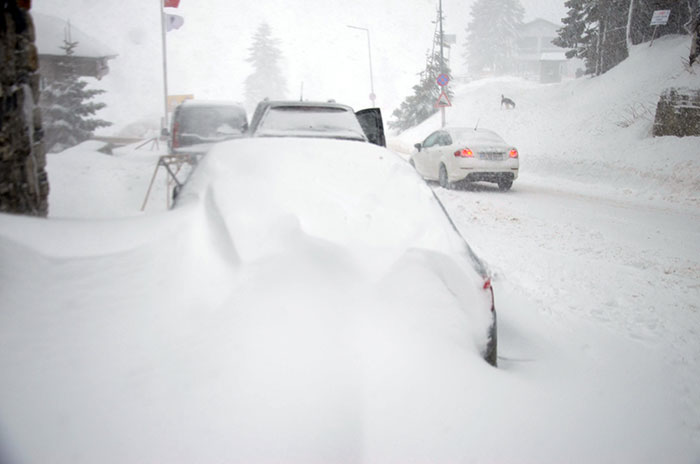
(164, 0, 180, 7)
(166, 14, 184, 31)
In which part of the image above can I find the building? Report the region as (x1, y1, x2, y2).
(33, 12, 117, 81)
(515, 18, 579, 83)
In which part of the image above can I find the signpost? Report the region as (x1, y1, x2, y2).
(649, 9, 671, 47)
(436, 73, 451, 127)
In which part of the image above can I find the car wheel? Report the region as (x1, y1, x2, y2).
(497, 178, 513, 191)
(439, 164, 451, 189)
(484, 313, 497, 367)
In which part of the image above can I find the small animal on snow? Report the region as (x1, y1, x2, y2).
(501, 94, 516, 109)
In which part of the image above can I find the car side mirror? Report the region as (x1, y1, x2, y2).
(414, 143, 422, 152)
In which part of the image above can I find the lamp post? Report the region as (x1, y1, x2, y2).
(347, 25, 376, 107)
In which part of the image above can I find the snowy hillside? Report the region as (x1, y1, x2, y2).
(394, 35, 700, 209)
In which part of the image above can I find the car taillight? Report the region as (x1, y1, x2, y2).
(454, 148, 474, 158)
(172, 122, 180, 149)
(509, 148, 518, 158)
(483, 278, 495, 312)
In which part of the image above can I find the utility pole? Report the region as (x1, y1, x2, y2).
(160, 0, 169, 131)
(347, 25, 376, 107)
(439, 0, 446, 128)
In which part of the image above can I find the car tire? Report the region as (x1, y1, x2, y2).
(497, 178, 513, 191)
(484, 314, 498, 367)
(439, 164, 451, 189)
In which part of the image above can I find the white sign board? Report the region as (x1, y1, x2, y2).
(650, 10, 671, 26)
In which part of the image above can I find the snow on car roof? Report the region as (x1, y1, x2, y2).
(178, 137, 471, 264)
(178, 100, 246, 109)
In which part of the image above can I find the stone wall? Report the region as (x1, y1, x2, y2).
(653, 87, 700, 138)
(1, 0, 49, 216)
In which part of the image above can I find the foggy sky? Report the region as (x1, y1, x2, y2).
(32, 0, 565, 133)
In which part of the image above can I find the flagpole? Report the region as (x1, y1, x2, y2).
(160, 0, 169, 130)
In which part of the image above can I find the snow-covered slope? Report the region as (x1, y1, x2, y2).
(394, 35, 700, 210)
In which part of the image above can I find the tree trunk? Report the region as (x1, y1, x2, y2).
(626, 0, 636, 50)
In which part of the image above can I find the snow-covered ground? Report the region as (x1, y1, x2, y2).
(1, 35, 699, 463)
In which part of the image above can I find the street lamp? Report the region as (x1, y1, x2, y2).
(347, 25, 376, 107)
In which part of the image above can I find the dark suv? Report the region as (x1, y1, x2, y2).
(248, 100, 385, 147)
(168, 100, 248, 155)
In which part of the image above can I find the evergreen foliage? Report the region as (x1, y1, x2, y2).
(389, 12, 454, 132)
(463, 0, 525, 75)
(553, 0, 599, 74)
(40, 39, 111, 153)
(244, 23, 287, 111)
(555, 0, 699, 76)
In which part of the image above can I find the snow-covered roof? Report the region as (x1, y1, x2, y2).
(540, 52, 568, 62)
(519, 18, 561, 36)
(33, 12, 117, 58)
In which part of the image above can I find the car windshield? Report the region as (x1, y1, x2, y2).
(256, 106, 367, 140)
(3, 1, 700, 463)
(177, 105, 246, 142)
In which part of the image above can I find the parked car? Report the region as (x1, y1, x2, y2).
(248, 100, 386, 147)
(167, 100, 248, 155)
(175, 135, 497, 366)
(411, 127, 519, 190)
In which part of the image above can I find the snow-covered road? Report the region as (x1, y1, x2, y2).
(433, 172, 700, 447)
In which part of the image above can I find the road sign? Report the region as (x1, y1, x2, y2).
(436, 74, 449, 87)
(650, 10, 671, 26)
(435, 90, 451, 108)
(167, 94, 194, 112)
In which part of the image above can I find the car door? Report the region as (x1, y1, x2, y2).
(420, 131, 441, 179)
(436, 131, 454, 174)
(355, 108, 386, 147)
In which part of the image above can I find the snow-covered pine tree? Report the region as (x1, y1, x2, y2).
(40, 39, 111, 153)
(556, 0, 697, 76)
(462, 0, 524, 76)
(389, 11, 454, 132)
(595, 0, 629, 74)
(244, 23, 287, 112)
(555, 0, 628, 76)
(554, 0, 599, 75)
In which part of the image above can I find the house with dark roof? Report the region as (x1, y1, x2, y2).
(33, 12, 117, 81)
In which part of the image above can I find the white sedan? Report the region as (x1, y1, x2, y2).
(411, 127, 519, 190)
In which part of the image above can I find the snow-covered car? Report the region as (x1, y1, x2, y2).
(248, 100, 386, 146)
(167, 100, 248, 155)
(176, 136, 497, 366)
(411, 127, 519, 190)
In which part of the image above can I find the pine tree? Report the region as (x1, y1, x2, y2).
(463, 0, 525, 75)
(40, 39, 111, 153)
(556, 0, 697, 76)
(244, 23, 287, 112)
(554, 0, 602, 74)
(389, 11, 454, 132)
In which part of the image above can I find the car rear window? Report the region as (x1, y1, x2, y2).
(453, 129, 506, 145)
(257, 106, 366, 139)
(177, 106, 247, 142)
